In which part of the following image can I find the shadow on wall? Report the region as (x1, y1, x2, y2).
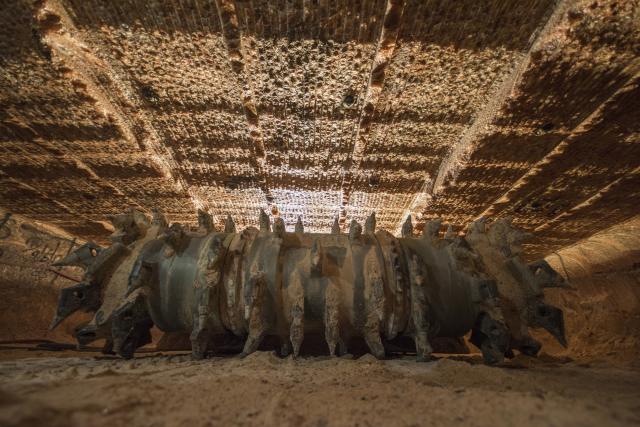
(540, 216, 640, 364)
(0, 210, 89, 343)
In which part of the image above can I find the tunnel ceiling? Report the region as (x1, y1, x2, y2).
(1, 0, 639, 258)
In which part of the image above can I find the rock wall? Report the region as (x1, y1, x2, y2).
(2, 0, 637, 259)
(0, 209, 89, 342)
(541, 216, 640, 363)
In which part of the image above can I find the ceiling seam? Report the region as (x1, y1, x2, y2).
(215, 0, 274, 207)
(28, 1, 148, 214)
(407, 0, 571, 227)
(34, 0, 206, 219)
(338, 0, 406, 228)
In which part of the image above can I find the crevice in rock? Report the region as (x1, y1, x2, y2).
(338, 0, 406, 228)
(32, 0, 204, 217)
(215, 0, 274, 205)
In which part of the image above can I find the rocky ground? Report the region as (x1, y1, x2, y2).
(0, 350, 639, 427)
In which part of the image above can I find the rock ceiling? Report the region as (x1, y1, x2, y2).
(1, 0, 638, 258)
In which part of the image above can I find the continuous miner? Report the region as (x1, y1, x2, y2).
(1, 0, 639, 425)
(51, 208, 567, 363)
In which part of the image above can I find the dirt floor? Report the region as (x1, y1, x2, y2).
(0, 350, 639, 427)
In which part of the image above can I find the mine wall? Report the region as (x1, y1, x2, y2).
(541, 216, 640, 363)
(0, 209, 88, 343)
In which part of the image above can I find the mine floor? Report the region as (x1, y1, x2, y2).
(0, 350, 639, 427)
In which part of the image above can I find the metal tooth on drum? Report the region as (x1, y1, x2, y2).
(50, 208, 569, 364)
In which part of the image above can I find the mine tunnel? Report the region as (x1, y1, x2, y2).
(1, 0, 639, 426)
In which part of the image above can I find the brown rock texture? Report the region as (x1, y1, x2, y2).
(541, 215, 640, 362)
(0, 0, 637, 259)
(1, 3, 639, 425)
(427, 0, 640, 258)
(0, 209, 89, 342)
